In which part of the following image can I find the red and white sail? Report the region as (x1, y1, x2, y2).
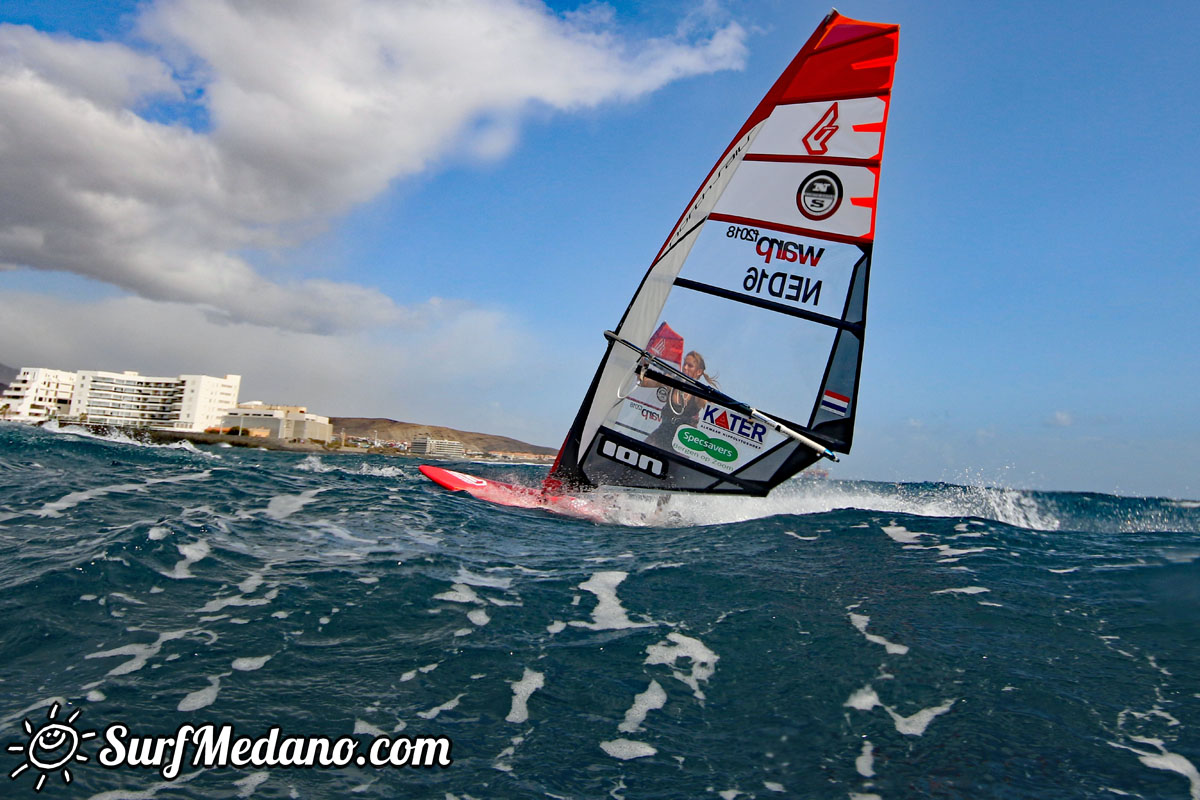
(549, 11, 899, 496)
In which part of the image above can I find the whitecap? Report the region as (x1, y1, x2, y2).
(233, 772, 269, 798)
(294, 455, 334, 473)
(264, 489, 323, 520)
(887, 699, 955, 735)
(417, 694, 463, 720)
(882, 524, 928, 544)
(505, 668, 545, 723)
(198, 587, 279, 614)
(33, 471, 211, 519)
(352, 463, 403, 478)
(493, 734, 525, 772)
(353, 720, 388, 737)
(314, 522, 375, 544)
(85, 629, 192, 676)
(849, 613, 909, 655)
(844, 684, 955, 735)
(845, 685, 880, 711)
(238, 573, 265, 594)
(600, 738, 656, 760)
(570, 571, 653, 631)
(166, 540, 211, 580)
(35, 482, 145, 518)
(434, 584, 482, 604)
(856, 740, 875, 777)
(454, 567, 513, 589)
(177, 674, 223, 712)
(618, 680, 666, 733)
(232, 655, 272, 671)
(1110, 738, 1200, 799)
(644, 632, 718, 701)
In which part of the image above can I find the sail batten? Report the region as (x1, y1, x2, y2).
(548, 10, 898, 495)
(743, 154, 882, 167)
(672, 278, 862, 332)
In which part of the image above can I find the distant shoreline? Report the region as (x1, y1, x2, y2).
(38, 422, 554, 462)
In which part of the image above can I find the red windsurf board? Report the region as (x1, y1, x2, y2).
(418, 465, 603, 522)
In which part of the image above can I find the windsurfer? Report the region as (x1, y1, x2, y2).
(643, 350, 709, 451)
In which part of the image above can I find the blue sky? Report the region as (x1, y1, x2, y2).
(0, 0, 1196, 499)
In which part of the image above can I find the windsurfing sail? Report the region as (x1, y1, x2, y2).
(548, 10, 899, 497)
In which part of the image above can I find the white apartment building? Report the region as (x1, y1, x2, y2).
(411, 437, 466, 458)
(179, 374, 241, 432)
(70, 371, 240, 432)
(221, 403, 333, 443)
(0, 367, 77, 422)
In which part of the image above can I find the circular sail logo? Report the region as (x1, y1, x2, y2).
(796, 170, 843, 221)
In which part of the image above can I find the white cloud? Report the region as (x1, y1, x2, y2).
(0, 1, 745, 333)
(0, 24, 179, 109)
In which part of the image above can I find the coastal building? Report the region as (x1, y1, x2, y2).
(179, 374, 242, 432)
(0, 367, 77, 422)
(411, 437, 465, 458)
(70, 371, 240, 432)
(489, 451, 556, 462)
(220, 403, 332, 443)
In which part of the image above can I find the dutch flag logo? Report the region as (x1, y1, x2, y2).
(821, 390, 850, 416)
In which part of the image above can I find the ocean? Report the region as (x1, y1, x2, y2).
(1, 422, 1197, 799)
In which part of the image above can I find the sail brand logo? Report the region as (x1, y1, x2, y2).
(796, 170, 843, 221)
(754, 236, 824, 265)
(676, 428, 738, 462)
(599, 437, 666, 477)
(701, 405, 766, 443)
(743, 267, 822, 307)
(802, 103, 839, 155)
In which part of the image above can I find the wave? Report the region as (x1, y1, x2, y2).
(294, 454, 403, 478)
(37, 420, 217, 457)
(587, 478, 1062, 530)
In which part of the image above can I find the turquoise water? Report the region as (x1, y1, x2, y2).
(1, 422, 1197, 798)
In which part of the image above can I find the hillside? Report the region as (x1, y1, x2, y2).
(330, 417, 556, 455)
